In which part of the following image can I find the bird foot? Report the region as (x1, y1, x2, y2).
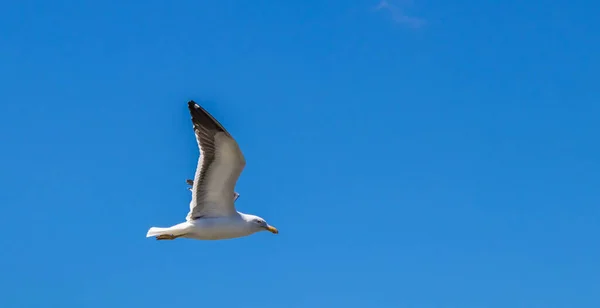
(156, 234, 178, 240)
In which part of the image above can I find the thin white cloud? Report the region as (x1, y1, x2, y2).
(374, 0, 426, 28)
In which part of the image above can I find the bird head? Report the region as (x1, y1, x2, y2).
(249, 216, 278, 234)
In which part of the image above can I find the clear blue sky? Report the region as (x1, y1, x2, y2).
(1, 1, 598, 307)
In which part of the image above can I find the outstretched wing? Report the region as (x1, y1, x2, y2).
(185, 101, 246, 220)
(186, 179, 239, 202)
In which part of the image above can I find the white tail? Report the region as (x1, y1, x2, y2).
(146, 227, 170, 237)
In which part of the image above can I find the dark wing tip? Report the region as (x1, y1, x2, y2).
(187, 100, 231, 136)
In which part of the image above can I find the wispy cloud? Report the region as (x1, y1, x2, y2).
(374, 0, 426, 28)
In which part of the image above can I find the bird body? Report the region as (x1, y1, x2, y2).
(147, 213, 267, 240)
(146, 101, 278, 241)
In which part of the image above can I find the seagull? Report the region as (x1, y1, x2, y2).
(146, 100, 278, 241)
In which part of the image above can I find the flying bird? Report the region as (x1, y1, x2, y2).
(146, 101, 278, 240)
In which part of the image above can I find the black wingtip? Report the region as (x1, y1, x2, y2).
(186, 100, 231, 136)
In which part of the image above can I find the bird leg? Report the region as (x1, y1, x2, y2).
(155, 234, 183, 240)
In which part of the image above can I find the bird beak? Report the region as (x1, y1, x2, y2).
(265, 225, 279, 234)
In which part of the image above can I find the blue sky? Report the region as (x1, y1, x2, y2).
(1, 1, 599, 307)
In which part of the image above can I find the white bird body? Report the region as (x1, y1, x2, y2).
(147, 213, 265, 240)
(146, 101, 278, 241)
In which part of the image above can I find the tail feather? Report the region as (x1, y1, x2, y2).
(146, 222, 191, 238)
(146, 227, 170, 237)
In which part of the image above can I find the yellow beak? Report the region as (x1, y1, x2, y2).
(265, 225, 279, 234)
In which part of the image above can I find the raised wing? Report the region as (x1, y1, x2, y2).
(186, 179, 239, 202)
(185, 101, 246, 220)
